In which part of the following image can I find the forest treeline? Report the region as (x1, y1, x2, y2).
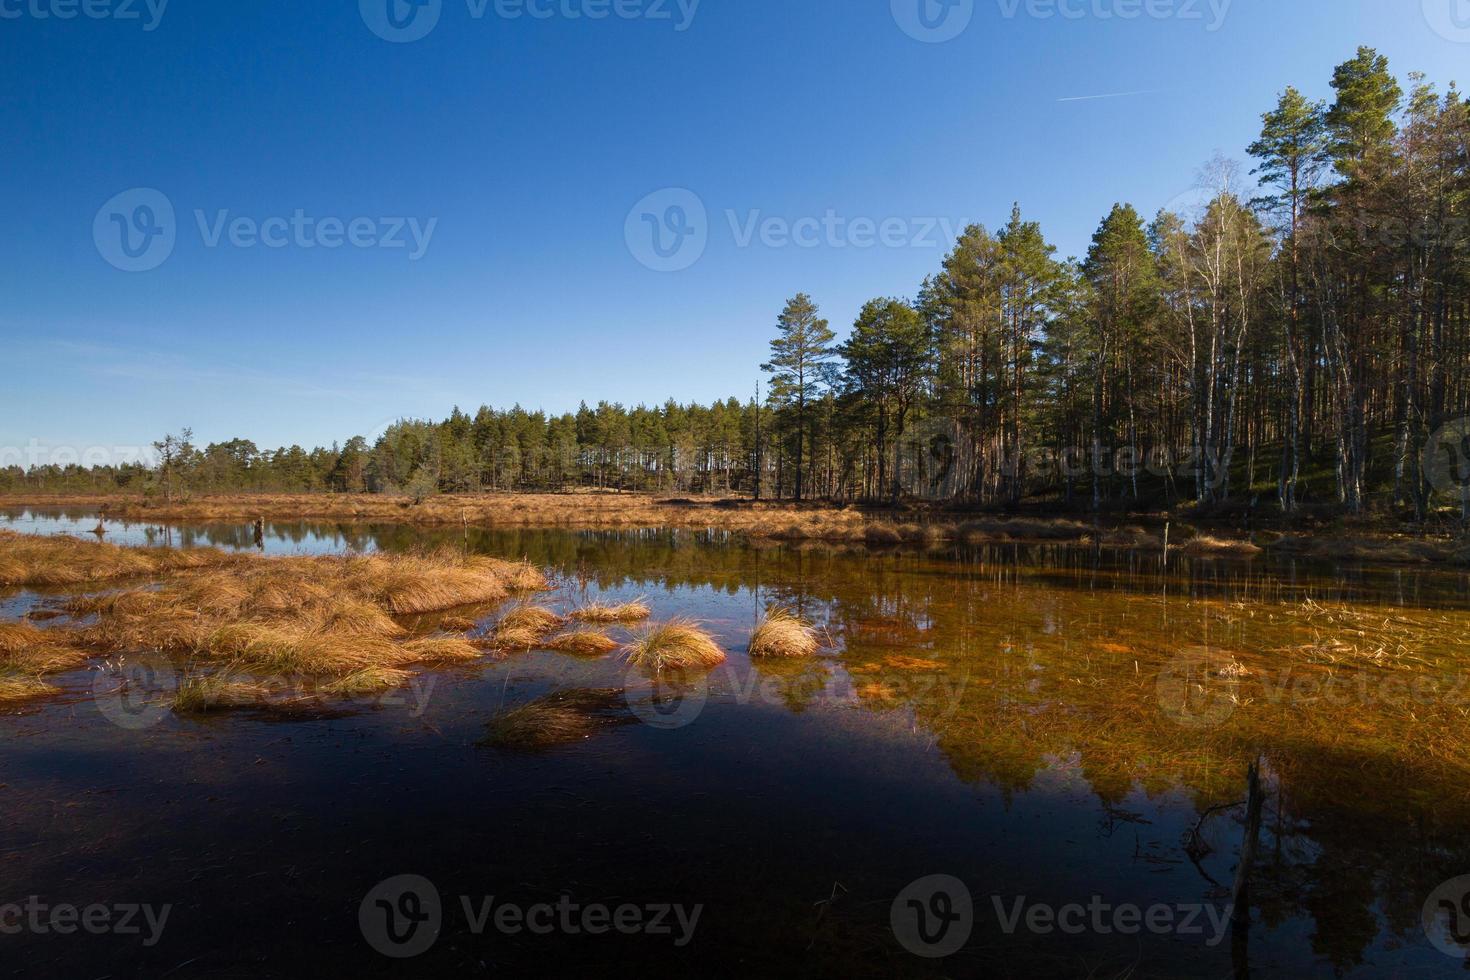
(5, 48, 1467, 519)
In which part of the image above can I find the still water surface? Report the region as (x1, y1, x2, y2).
(3, 507, 1469, 977)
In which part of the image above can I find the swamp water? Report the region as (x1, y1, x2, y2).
(3, 507, 1470, 977)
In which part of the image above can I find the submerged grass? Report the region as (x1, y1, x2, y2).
(749, 609, 821, 658)
(172, 674, 272, 713)
(481, 688, 629, 750)
(624, 619, 726, 673)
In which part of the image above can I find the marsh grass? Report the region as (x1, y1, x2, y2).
(172, 673, 272, 713)
(488, 605, 563, 650)
(0, 674, 60, 703)
(481, 688, 629, 750)
(0, 622, 87, 673)
(543, 629, 620, 656)
(65, 544, 548, 677)
(322, 667, 412, 697)
(1179, 535, 1263, 556)
(0, 529, 236, 588)
(624, 619, 726, 673)
(748, 609, 821, 658)
(570, 600, 651, 624)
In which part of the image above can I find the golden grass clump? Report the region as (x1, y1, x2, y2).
(0, 623, 88, 673)
(0, 675, 60, 703)
(488, 605, 563, 650)
(543, 629, 620, 656)
(322, 667, 412, 697)
(624, 619, 726, 673)
(1179, 535, 1263, 556)
(481, 689, 627, 750)
(748, 609, 820, 659)
(400, 636, 481, 664)
(571, 600, 652, 624)
(172, 674, 271, 713)
(0, 529, 236, 588)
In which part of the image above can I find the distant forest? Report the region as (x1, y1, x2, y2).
(7, 48, 1469, 519)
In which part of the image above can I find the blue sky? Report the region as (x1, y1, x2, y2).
(2, 0, 1465, 461)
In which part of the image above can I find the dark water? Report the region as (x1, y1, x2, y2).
(4, 507, 1470, 978)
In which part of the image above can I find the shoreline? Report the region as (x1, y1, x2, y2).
(1, 492, 1464, 566)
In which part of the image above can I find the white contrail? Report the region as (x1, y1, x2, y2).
(1056, 90, 1158, 103)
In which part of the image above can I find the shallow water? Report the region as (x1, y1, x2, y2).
(4, 508, 1470, 977)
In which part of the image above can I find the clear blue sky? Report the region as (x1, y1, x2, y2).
(2, 0, 1464, 461)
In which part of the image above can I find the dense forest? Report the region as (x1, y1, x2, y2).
(7, 48, 1468, 520)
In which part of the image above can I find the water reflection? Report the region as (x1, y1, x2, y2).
(3, 507, 1469, 974)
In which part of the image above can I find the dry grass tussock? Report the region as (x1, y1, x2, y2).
(71, 547, 547, 676)
(0, 676, 60, 703)
(488, 605, 563, 650)
(0, 622, 88, 673)
(543, 629, 620, 656)
(481, 688, 629, 750)
(0, 529, 236, 588)
(624, 619, 726, 673)
(172, 674, 273, 713)
(570, 600, 651, 624)
(748, 609, 821, 659)
(1178, 535, 1263, 557)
